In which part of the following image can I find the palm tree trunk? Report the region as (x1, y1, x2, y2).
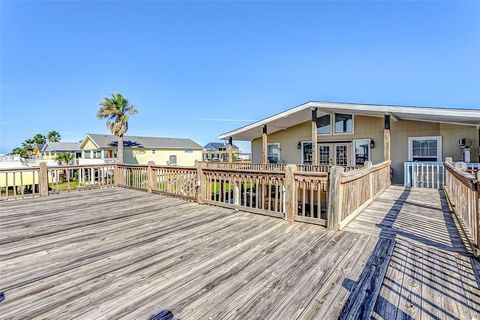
(117, 135, 124, 164)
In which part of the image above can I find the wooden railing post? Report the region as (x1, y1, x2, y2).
(476, 171, 480, 257)
(113, 164, 120, 186)
(39, 162, 49, 196)
(455, 161, 467, 171)
(233, 177, 241, 205)
(327, 166, 344, 230)
(196, 162, 205, 204)
(364, 161, 373, 198)
(147, 161, 155, 193)
(284, 164, 297, 222)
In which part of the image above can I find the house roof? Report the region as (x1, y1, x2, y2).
(81, 133, 202, 150)
(42, 142, 81, 152)
(204, 142, 240, 150)
(219, 101, 480, 141)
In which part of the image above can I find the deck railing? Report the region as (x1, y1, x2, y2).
(444, 159, 479, 256)
(0, 167, 42, 199)
(48, 164, 115, 193)
(202, 162, 285, 171)
(1, 161, 394, 231)
(328, 161, 391, 230)
(404, 161, 445, 189)
(201, 167, 286, 218)
(152, 165, 198, 200)
(292, 170, 329, 226)
(0, 163, 115, 200)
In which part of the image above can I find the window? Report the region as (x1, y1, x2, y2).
(267, 143, 280, 164)
(152, 149, 156, 155)
(408, 136, 442, 162)
(184, 149, 193, 153)
(301, 142, 313, 164)
(353, 139, 370, 165)
(334, 113, 353, 134)
(84, 150, 91, 159)
(316, 114, 331, 135)
(168, 155, 177, 165)
(94, 150, 102, 159)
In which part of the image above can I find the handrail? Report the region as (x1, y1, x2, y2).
(328, 161, 391, 230)
(444, 160, 479, 256)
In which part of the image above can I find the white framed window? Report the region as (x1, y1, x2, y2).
(316, 114, 332, 135)
(353, 139, 371, 165)
(267, 143, 281, 164)
(334, 113, 354, 134)
(184, 149, 193, 153)
(301, 141, 313, 164)
(152, 149, 156, 154)
(408, 136, 442, 162)
(168, 155, 177, 165)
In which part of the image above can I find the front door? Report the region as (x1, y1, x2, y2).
(317, 143, 352, 166)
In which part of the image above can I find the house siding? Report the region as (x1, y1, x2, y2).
(252, 115, 478, 184)
(123, 148, 202, 166)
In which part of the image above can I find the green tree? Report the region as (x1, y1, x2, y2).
(32, 134, 47, 144)
(47, 131, 61, 142)
(10, 147, 29, 158)
(97, 93, 138, 164)
(56, 153, 74, 165)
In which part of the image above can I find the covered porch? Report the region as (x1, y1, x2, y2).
(219, 101, 480, 185)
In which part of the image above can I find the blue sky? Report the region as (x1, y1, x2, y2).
(1, 1, 479, 154)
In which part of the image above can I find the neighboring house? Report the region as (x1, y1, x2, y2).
(203, 142, 240, 162)
(37, 142, 82, 160)
(33, 144, 45, 157)
(219, 101, 480, 184)
(79, 133, 203, 166)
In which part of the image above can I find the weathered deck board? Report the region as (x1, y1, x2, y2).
(346, 185, 480, 320)
(0, 188, 379, 320)
(1, 186, 479, 319)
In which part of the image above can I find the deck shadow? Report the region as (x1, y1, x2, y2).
(339, 187, 479, 319)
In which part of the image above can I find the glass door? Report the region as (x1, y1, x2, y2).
(334, 143, 351, 166)
(318, 144, 332, 164)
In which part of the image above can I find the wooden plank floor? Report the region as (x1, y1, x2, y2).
(0, 188, 383, 320)
(1, 186, 478, 320)
(345, 185, 480, 320)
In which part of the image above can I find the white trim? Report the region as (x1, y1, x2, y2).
(79, 134, 100, 149)
(267, 142, 281, 163)
(408, 136, 443, 161)
(218, 101, 480, 140)
(333, 113, 355, 135)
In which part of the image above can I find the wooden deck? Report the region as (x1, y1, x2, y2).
(0, 186, 479, 319)
(346, 186, 480, 320)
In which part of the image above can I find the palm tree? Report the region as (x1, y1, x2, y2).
(47, 131, 61, 142)
(97, 93, 138, 164)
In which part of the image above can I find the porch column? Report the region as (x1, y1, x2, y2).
(262, 125, 268, 164)
(311, 107, 318, 165)
(228, 137, 233, 163)
(384, 114, 391, 161)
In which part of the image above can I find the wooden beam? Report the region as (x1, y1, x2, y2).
(327, 165, 344, 230)
(262, 125, 268, 164)
(384, 114, 391, 161)
(228, 137, 233, 163)
(284, 164, 297, 222)
(38, 162, 49, 196)
(311, 108, 318, 165)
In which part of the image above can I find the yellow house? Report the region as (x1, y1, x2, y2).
(79, 133, 203, 166)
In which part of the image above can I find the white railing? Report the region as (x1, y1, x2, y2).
(404, 161, 445, 189)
